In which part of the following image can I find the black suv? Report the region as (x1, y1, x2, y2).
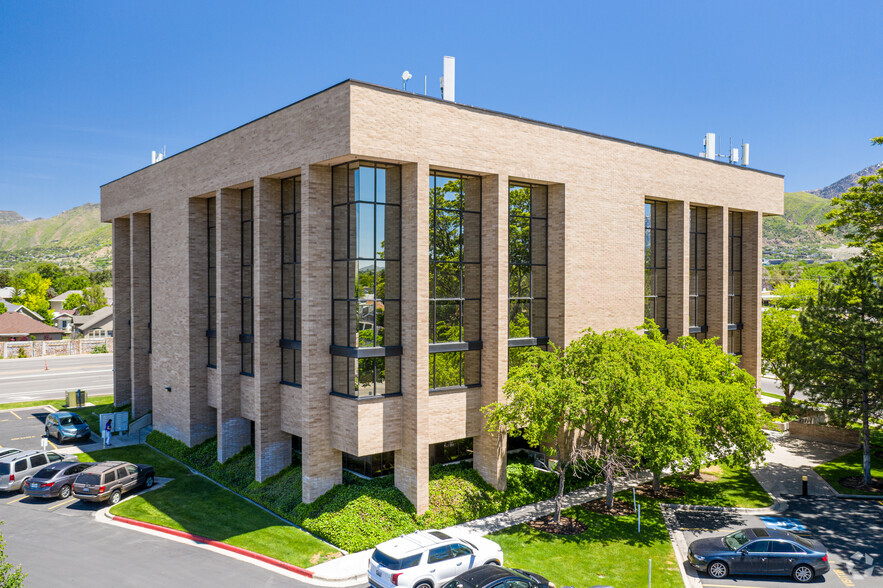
(442, 565, 555, 588)
(72, 461, 155, 505)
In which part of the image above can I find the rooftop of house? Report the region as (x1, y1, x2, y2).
(0, 312, 63, 336)
(75, 305, 113, 331)
(50, 287, 114, 303)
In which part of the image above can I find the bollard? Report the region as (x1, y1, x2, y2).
(802, 475, 808, 496)
(638, 503, 641, 533)
(633, 487, 637, 511)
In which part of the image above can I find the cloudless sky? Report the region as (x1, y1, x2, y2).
(1, 0, 881, 219)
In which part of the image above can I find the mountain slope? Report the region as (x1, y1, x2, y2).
(0, 211, 26, 226)
(763, 192, 844, 258)
(808, 161, 883, 199)
(0, 204, 111, 269)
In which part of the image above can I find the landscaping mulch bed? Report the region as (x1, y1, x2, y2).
(528, 514, 588, 535)
(839, 475, 883, 494)
(634, 484, 687, 500)
(580, 499, 634, 516)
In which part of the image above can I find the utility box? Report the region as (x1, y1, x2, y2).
(65, 389, 87, 408)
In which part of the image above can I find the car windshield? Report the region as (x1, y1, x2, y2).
(58, 416, 83, 426)
(77, 474, 100, 485)
(0, 464, 8, 475)
(33, 467, 60, 479)
(371, 550, 421, 570)
(724, 530, 752, 550)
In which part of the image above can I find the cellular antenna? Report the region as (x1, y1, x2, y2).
(401, 70, 412, 91)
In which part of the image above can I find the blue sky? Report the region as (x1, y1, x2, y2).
(1, 1, 881, 219)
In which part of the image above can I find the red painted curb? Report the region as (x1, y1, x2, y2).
(111, 515, 314, 578)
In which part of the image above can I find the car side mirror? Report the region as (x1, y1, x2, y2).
(739, 549, 748, 556)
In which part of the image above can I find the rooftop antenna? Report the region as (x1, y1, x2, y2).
(150, 146, 166, 164)
(441, 56, 455, 102)
(401, 70, 412, 91)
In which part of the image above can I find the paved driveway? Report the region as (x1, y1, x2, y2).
(674, 498, 883, 587)
(0, 354, 113, 403)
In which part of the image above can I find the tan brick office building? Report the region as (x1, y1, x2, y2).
(101, 80, 783, 513)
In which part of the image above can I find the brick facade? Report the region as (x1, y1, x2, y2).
(101, 80, 783, 513)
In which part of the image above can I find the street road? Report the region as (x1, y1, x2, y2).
(0, 354, 113, 403)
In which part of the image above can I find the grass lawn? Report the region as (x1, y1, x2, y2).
(660, 463, 773, 508)
(77, 444, 339, 567)
(490, 463, 769, 588)
(491, 497, 681, 587)
(0, 394, 114, 412)
(110, 476, 338, 567)
(814, 448, 883, 495)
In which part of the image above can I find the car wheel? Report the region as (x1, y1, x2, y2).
(145, 476, 154, 488)
(109, 489, 121, 505)
(484, 560, 501, 566)
(414, 582, 433, 588)
(19, 478, 29, 492)
(59, 485, 71, 499)
(793, 564, 814, 583)
(707, 561, 728, 579)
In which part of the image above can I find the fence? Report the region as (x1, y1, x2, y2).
(0, 337, 114, 359)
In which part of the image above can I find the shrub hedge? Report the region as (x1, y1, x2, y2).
(146, 431, 600, 553)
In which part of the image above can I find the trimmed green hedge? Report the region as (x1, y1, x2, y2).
(146, 431, 600, 552)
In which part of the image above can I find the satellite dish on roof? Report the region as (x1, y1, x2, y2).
(402, 70, 412, 91)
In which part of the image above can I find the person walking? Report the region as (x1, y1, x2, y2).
(104, 418, 112, 446)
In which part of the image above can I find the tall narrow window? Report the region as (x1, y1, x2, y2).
(689, 205, 707, 339)
(207, 197, 217, 367)
(281, 177, 301, 385)
(241, 188, 254, 375)
(508, 182, 548, 342)
(644, 200, 667, 332)
(428, 172, 481, 390)
(728, 211, 743, 355)
(331, 162, 402, 397)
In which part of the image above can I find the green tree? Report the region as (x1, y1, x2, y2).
(631, 327, 703, 492)
(819, 136, 883, 262)
(0, 270, 10, 288)
(677, 336, 771, 473)
(0, 522, 26, 586)
(10, 272, 52, 323)
(63, 292, 86, 311)
(0, 303, 6, 315)
(81, 285, 108, 315)
(762, 307, 803, 403)
(791, 262, 883, 486)
(483, 343, 586, 523)
(771, 280, 818, 309)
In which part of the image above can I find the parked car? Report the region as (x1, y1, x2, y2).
(23, 460, 92, 499)
(44, 411, 92, 443)
(72, 461, 155, 505)
(0, 450, 70, 492)
(368, 530, 504, 588)
(688, 527, 829, 583)
(441, 564, 555, 588)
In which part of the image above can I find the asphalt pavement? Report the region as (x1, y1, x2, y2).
(676, 497, 883, 587)
(0, 354, 113, 403)
(0, 405, 103, 453)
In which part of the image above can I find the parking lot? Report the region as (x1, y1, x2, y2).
(0, 405, 103, 453)
(675, 498, 883, 586)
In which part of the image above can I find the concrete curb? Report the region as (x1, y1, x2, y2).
(108, 515, 314, 578)
(659, 504, 703, 588)
(660, 496, 788, 515)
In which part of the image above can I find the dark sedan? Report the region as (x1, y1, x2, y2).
(23, 461, 92, 499)
(441, 564, 555, 588)
(45, 412, 91, 443)
(688, 527, 829, 583)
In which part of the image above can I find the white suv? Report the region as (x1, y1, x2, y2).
(368, 530, 504, 588)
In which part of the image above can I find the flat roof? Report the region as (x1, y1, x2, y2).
(103, 79, 783, 187)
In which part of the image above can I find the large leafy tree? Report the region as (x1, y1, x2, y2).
(10, 272, 52, 323)
(483, 343, 585, 523)
(762, 307, 803, 403)
(81, 285, 108, 315)
(791, 262, 883, 486)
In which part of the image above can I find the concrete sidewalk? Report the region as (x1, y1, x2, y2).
(751, 433, 854, 497)
(307, 471, 654, 584)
